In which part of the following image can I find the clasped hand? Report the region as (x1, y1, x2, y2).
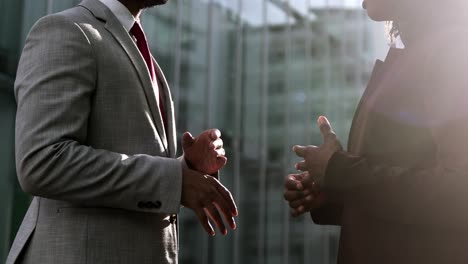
(180, 129, 237, 236)
(182, 129, 227, 175)
(284, 116, 342, 217)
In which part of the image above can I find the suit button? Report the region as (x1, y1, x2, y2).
(154, 201, 162, 209)
(139, 201, 162, 209)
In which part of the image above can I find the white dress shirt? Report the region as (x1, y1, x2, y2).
(98, 0, 136, 32)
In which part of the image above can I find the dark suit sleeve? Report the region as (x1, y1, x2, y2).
(310, 204, 343, 226)
(322, 40, 468, 227)
(324, 147, 468, 227)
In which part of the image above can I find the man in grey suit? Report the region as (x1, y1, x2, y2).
(7, 0, 238, 263)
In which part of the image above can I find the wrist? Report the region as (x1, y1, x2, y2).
(182, 155, 196, 170)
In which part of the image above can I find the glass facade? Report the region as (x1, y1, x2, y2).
(0, 0, 387, 263)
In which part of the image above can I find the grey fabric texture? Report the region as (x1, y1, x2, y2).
(7, 0, 182, 263)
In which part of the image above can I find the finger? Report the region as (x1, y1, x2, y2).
(291, 171, 308, 181)
(289, 199, 304, 210)
(204, 204, 227, 235)
(292, 145, 307, 158)
(292, 193, 326, 216)
(293, 145, 318, 159)
(289, 194, 315, 208)
(211, 139, 223, 149)
(209, 129, 221, 140)
(300, 171, 318, 188)
(195, 208, 215, 236)
(211, 192, 237, 231)
(216, 156, 227, 168)
(284, 174, 303, 190)
(215, 148, 226, 157)
(291, 203, 317, 216)
(283, 189, 303, 201)
(295, 160, 308, 171)
(214, 181, 238, 216)
(214, 202, 237, 230)
(291, 205, 306, 217)
(286, 179, 315, 198)
(317, 116, 336, 142)
(182, 132, 195, 149)
(289, 199, 303, 209)
(300, 178, 317, 193)
(287, 172, 309, 189)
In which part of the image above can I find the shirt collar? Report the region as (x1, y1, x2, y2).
(98, 0, 137, 32)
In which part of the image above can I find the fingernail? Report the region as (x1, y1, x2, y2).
(212, 130, 221, 139)
(318, 116, 325, 124)
(211, 231, 215, 237)
(232, 221, 237, 230)
(318, 116, 329, 125)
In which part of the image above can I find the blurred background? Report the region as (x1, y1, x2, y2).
(0, 0, 388, 263)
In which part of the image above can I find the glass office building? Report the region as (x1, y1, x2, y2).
(0, 0, 387, 263)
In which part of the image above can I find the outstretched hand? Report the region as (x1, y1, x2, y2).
(293, 116, 342, 186)
(181, 162, 238, 236)
(284, 116, 342, 216)
(182, 129, 227, 175)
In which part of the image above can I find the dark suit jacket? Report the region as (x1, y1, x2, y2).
(312, 27, 468, 264)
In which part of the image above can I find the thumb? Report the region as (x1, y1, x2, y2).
(317, 116, 334, 141)
(182, 132, 195, 149)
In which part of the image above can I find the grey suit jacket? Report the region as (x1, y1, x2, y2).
(7, 0, 182, 263)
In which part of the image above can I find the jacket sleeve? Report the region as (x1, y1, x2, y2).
(321, 39, 468, 227)
(310, 204, 343, 226)
(14, 14, 182, 214)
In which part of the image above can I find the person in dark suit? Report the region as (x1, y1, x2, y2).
(284, 0, 468, 263)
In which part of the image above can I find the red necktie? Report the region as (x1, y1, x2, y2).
(130, 22, 166, 127)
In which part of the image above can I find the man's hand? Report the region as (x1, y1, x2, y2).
(181, 161, 238, 236)
(293, 116, 343, 186)
(182, 129, 227, 175)
(284, 172, 326, 217)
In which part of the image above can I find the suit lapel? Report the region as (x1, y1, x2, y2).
(348, 48, 403, 154)
(347, 59, 385, 154)
(79, 0, 169, 155)
(153, 58, 177, 158)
